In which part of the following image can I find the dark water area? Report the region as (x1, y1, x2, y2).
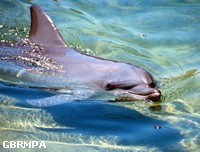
(0, 0, 200, 151)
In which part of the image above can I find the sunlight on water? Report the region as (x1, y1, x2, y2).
(0, 0, 200, 151)
(0, 102, 160, 151)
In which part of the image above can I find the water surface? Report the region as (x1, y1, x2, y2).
(0, 0, 200, 151)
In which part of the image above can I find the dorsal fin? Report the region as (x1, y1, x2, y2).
(29, 5, 67, 47)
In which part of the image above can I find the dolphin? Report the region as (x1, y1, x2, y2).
(0, 5, 161, 107)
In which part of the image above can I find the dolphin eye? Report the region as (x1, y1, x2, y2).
(105, 83, 115, 90)
(105, 82, 135, 90)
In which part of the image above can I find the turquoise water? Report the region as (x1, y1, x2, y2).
(0, 0, 200, 151)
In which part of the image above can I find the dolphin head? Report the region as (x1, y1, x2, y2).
(104, 65, 161, 102)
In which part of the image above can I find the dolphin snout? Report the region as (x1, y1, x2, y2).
(146, 89, 161, 102)
(127, 86, 161, 102)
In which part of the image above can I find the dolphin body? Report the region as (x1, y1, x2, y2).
(0, 5, 161, 107)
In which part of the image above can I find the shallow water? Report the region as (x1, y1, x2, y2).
(0, 0, 200, 151)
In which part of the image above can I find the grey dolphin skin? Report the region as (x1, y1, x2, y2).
(0, 5, 161, 107)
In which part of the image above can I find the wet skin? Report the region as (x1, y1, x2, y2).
(0, 5, 161, 106)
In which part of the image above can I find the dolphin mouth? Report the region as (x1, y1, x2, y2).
(128, 87, 161, 102)
(113, 86, 161, 102)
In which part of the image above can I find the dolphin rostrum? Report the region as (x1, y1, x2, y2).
(0, 5, 161, 107)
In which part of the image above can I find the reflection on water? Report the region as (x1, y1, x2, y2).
(1, 0, 200, 151)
